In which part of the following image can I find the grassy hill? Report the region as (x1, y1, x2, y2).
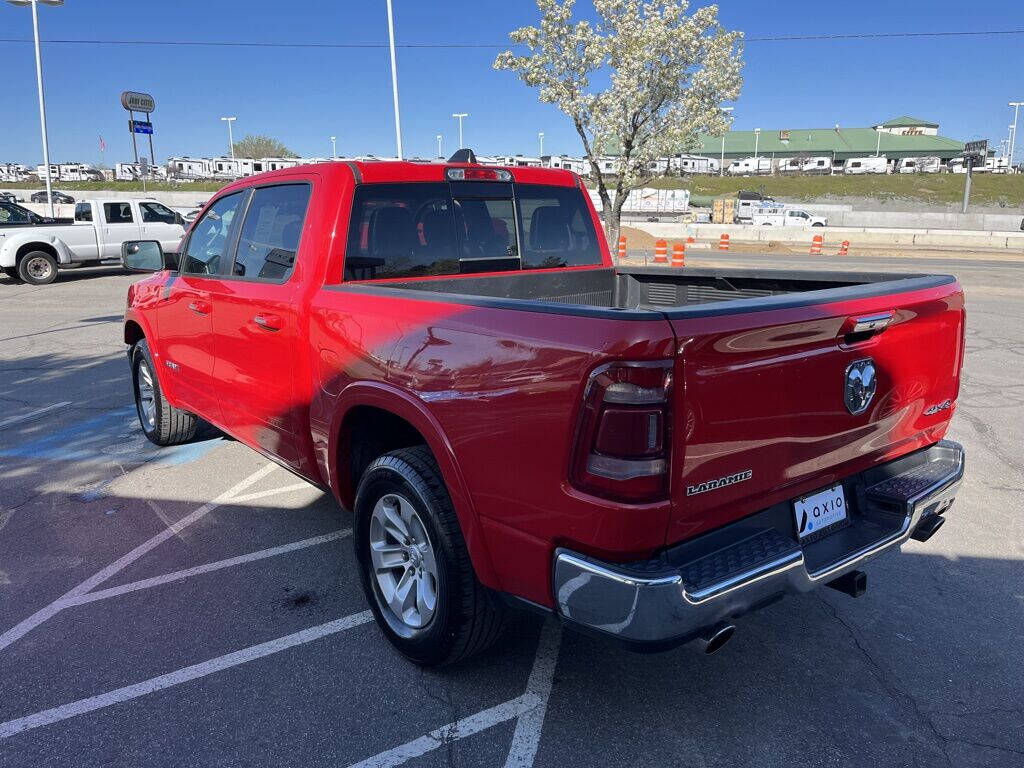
(646, 173, 1024, 207)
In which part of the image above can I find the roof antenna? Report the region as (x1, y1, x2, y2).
(447, 148, 477, 164)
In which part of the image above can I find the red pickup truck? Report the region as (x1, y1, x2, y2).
(122, 159, 965, 665)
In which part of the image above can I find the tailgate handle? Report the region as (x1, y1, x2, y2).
(843, 311, 893, 342)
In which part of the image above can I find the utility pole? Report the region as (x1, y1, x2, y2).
(330, 136, 337, 159)
(1009, 101, 1023, 170)
(452, 113, 468, 149)
(436, 134, 443, 159)
(221, 116, 236, 159)
(7, 0, 63, 217)
(720, 106, 733, 177)
(538, 131, 544, 157)
(385, 0, 403, 159)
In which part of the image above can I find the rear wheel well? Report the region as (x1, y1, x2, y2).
(16, 242, 59, 265)
(339, 406, 428, 507)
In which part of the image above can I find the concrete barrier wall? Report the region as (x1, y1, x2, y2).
(771, 205, 1022, 232)
(634, 222, 1024, 252)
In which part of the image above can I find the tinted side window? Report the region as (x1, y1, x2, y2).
(345, 183, 457, 281)
(231, 184, 311, 282)
(181, 192, 245, 276)
(516, 185, 602, 269)
(140, 201, 176, 224)
(74, 203, 93, 222)
(104, 202, 134, 224)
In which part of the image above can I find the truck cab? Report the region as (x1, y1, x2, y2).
(1, 198, 186, 285)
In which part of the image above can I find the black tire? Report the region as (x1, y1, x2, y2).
(131, 339, 197, 446)
(2, 267, 22, 283)
(354, 446, 506, 666)
(812, 222, 824, 227)
(17, 250, 58, 285)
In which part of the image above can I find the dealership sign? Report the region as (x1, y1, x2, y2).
(121, 91, 156, 113)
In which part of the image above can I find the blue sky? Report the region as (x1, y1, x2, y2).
(1, 0, 1022, 165)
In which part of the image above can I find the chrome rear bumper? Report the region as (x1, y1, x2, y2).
(554, 440, 964, 647)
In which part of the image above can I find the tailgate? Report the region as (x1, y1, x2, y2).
(666, 278, 965, 544)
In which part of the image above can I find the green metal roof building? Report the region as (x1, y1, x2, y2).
(693, 117, 963, 161)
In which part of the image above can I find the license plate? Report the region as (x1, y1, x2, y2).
(794, 484, 848, 540)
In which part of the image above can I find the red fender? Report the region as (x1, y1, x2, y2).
(325, 381, 501, 592)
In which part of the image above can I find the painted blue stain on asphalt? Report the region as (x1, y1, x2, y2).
(0, 406, 221, 466)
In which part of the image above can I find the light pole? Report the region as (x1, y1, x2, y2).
(385, 0, 403, 159)
(538, 131, 544, 157)
(753, 127, 761, 172)
(1007, 102, 1024, 169)
(220, 116, 236, 161)
(436, 134, 443, 159)
(7, 0, 62, 218)
(875, 129, 882, 157)
(452, 113, 468, 150)
(330, 136, 337, 159)
(719, 106, 734, 177)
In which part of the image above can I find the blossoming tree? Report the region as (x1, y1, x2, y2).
(495, 0, 743, 244)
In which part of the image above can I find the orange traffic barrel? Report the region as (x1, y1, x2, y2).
(718, 233, 730, 251)
(671, 242, 686, 268)
(810, 234, 824, 255)
(617, 235, 627, 261)
(654, 239, 668, 264)
(838, 239, 850, 256)
(686, 235, 696, 245)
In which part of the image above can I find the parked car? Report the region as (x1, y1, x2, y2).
(0, 191, 24, 204)
(122, 159, 966, 666)
(752, 205, 828, 227)
(0, 198, 185, 284)
(30, 190, 75, 204)
(0, 200, 72, 230)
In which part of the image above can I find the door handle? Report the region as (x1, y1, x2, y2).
(188, 300, 211, 315)
(841, 311, 893, 342)
(253, 314, 283, 332)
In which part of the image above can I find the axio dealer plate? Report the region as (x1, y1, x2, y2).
(794, 484, 848, 540)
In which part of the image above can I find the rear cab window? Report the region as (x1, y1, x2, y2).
(343, 179, 602, 281)
(74, 203, 93, 222)
(103, 202, 134, 224)
(231, 183, 311, 282)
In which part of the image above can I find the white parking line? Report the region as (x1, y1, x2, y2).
(0, 611, 374, 740)
(0, 402, 72, 429)
(503, 619, 562, 767)
(229, 483, 317, 504)
(0, 463, 278, 654)
(346, 620, 563, 768)
(348, 696, 541, 768)
(68, 529, 351, 607)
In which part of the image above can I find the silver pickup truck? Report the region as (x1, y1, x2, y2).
(1, 198, 185, 285)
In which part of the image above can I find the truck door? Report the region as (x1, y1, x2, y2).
(99, 201, 142, 258)
(138, 201, 186, 254)
(152, 191, 247, 423)
(208, 181, 312, 468)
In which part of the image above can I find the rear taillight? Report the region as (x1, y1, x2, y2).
(571, 361, 673, 502)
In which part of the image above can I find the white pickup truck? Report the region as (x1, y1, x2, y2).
(0, 198, 186, 285)
(751, 205, 828, 227)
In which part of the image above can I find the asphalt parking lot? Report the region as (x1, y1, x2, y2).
(1, 253, 1022, 768)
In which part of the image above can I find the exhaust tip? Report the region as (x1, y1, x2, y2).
(911, 514, 945, 542)
(698, 622, 735, 655)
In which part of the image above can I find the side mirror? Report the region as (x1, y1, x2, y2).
(174, 211, 185, 226)
(122, 240, 177, 272)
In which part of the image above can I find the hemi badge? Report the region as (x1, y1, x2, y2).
(686, 469, 753, 496)
(165, 360, 179, 370)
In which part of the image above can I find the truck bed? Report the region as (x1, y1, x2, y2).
(340, 266, 955, 318)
